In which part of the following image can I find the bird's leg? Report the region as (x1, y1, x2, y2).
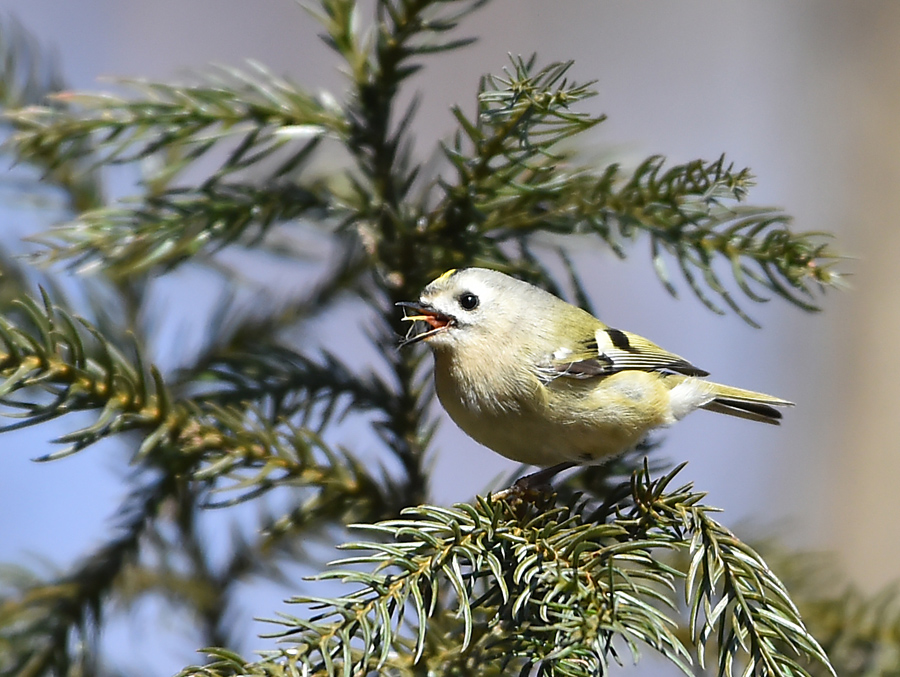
(491, 461, 577, 501)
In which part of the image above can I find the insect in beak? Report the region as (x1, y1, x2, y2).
(396, 301, 454, 346)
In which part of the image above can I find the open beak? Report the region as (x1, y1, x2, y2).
(396, 301, 454, 346)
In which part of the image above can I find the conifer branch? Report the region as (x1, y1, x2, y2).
(0, 290, 393, 505)
(752, 549, 900, 677)
(5, 62, 347, 276)
(0, 297, 400, 675)
(177, 465, 831, 677)
(192, 344, 393, 419)
(5, 63, 348, 177)
(433, 56, 841, 324)
(180, 234, 370, 376)
(0, 475, 173, 677)
(315, 0, 493, 504)
(27, 181, 332, 277)
(684, 509, 833, 677)
(0, 3, 853, 676)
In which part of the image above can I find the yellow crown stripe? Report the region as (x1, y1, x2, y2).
(437, 268, 457, 282)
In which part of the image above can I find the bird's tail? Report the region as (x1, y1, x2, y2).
(699, 381, 793, 425)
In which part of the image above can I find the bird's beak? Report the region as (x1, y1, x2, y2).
(396, 301, 454, 346)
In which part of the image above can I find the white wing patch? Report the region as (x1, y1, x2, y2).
(537, 327, 708, 385)
(593, 327, 710, 377)
(594, 328, 616, 351)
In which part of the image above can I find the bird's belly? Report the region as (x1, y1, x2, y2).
(443, 407, 648, 467)
(435, 360, 669, 467)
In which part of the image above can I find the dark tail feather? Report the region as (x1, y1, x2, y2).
(701, 398, 784, 425)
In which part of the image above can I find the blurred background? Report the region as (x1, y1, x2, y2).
(1, 0, 898, 673)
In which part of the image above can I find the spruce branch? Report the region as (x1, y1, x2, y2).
(191, 344, 393, 422)
(683, 509, 834, 677)
(0, 302, 400, 675)
(432, 56, 841, 324)
(5, 62, 349, 278)
(27, 181, 332, 278)
(179, 232, 371, 376)
(0, 291, 395, 507)
(0, 475, 172, 677)
(179, 465, 832, 677)
(753, 548, 900, 677)
(314, 0, 496, 504)
(0, 289, 161, 455)
(5, 62, 347, 183)
(315, 0, 488, 293)
(0, 2, 852, 676)
(316, 0, 487, 93)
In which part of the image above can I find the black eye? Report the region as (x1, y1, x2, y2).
(458, 292, 479, 310)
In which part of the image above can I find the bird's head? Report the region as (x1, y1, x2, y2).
(397, 268, 528, 350)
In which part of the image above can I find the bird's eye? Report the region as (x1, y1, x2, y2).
(458, 292, 479, 310)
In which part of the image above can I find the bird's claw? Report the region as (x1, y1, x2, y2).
(490, 461, 576, 503)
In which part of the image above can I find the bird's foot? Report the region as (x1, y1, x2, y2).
(490, 462, 576, 502)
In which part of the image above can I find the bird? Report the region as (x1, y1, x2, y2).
(397, 267, 793, 492)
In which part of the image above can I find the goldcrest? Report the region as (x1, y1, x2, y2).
(398, 268, 792, 477)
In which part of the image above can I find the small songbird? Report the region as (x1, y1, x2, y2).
(398, 268, 792, 488)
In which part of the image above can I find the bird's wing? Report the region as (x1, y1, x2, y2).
(540, 327, 709, 381)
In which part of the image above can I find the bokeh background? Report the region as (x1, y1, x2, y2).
(2, 1, 898, 674)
